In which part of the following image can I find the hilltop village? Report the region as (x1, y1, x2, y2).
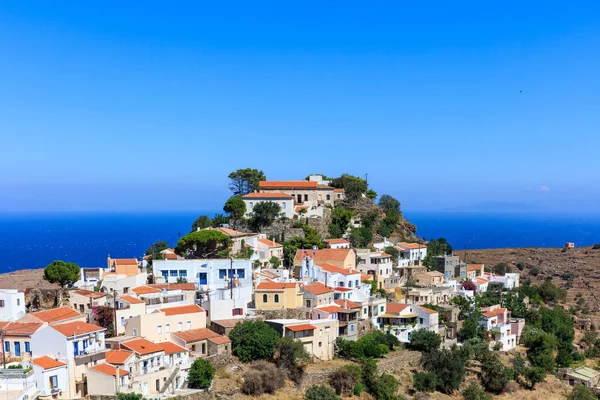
(0, 171, 597, 400)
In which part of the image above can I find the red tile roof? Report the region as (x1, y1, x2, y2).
(105, 350, 134, 364)
(243, 192, 294, 199)
(31, 356, 66, 370)
(91, 363, 130, 377)
(203, 227, 257, 237)
(207, 336, 231, 345)
(1, 322, 43, 336)
(149, 283, 196, 291)
(361, 274, 373, 282)
(211, 319, 244, 328)
(28, 306, 82, 323)
(318, 263, 358, 276)
(303, 282, 333, 295)
(156, 341, 187, 355)
(259, 181, 318, 189)
(73, 290, 106, 299)
(287, 324, 315, 332)
(122, 338, 163, 355)
(171, 328, 220, 343)
(333, 188, 345, 193)
(161, 304, 204, 316)
(119, 295, 145, 305)
(418, 306, 437, 315)
(397, 242, 425, 249)
(335, 299, 361, 309)
(333, 287, 352, 292)
(467, 264, 484, 271)
(132, 286, 162, 295)
(325, 238, 350, 245)
(256, 282, 297, 291)
(52, 321, 105, 337)
(164, 253, 178, 260)
(294, 248, 353, 262)
(386, 303, 409, 314)
(114, 258, 139, 266)
(315, 305, 345, 314)
(258, 238, 282, 247)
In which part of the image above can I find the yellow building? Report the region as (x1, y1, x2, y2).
(255, 282, 303, 310)
(124, 304, 207, 342)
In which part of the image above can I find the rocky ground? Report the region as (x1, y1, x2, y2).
(0, 268, 59, 291)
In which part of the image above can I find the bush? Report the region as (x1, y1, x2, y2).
(276, 336, 310, 385)
(421, 348, 467, 393)
(413, 372, 437, 392)
(241, 361, 286, 395)
(329, 367, 357, 396)
(304, 385, 340, 400)
(530, 267, 540, 276)
(462, 381, 491, 400)
(568, 385, 597, 400)
(480, 353, 512, 393)
(187, 359, 215, 389)
(337, 332, 400, 359)
(229, 321, 280, 362)
(409, 329, 441, 353)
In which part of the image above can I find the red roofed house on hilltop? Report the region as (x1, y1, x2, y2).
(325, 238, 351, 249)
(376, 302, 439, 343)
(255, 237, 284, 267)
(479, 305, 524, 351)
(294, 248, 356, 278)
(242, 192, 295, 219)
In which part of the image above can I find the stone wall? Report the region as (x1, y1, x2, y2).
(254, 308, 311, 320)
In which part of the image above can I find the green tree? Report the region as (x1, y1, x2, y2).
(249, 201, 281, 231)
(423, 238, 453, 267)
(461, 381, 491, 400)
(328, 206, 355, 238)
(43, 260, 81, 288)
(409, 329, 442, 353)
(365, 189, 377, 200)
(144, 240, 169, 258)
(212, 213, 229, 227)
(349, 227, 372, 248)
(330, 174, 367, 202)
(269, 255, 281, 268)
(568, 385, 597, 400)
(413, 372, 437, 392)
(479, 352, 512, 393)
(304, 385, 340, 400)
(492, 263, 511, 275)
(229, 321, 280, 362)
(458, 317, 484, 341)
(174, 230, 232, 259)
(228, 168, 266, 196)
(523, 331, 556, 372)
(282, 226, 326, 266)
(223, 196, 247, 223)
(187, 358, 215, 389)
(378, 194, 401, 214)
(191, 215, 213, 231)
(276, 336, 310, 385)
(421, 348, 467, 393)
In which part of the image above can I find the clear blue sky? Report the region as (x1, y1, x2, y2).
(1, 1, 599, 213)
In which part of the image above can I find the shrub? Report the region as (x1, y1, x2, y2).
(276, 336, 309, 385)
(413, 372, 437, 392)
(480, 353, 512, 393)
(329, 367, 357, 396)
(187, 359, 215, 389)
(568, 385, 597, 400)
(304, 385, 340, 400)
(530, 267, 540, 276)
(229, 320, 280, 362)
(421, 348, 467, 393)
(409, 329, 441, 353)
(462, 381, 491, 400)
(241, 361, 285, 395)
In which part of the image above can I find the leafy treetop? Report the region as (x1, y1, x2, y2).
(330, 174, 367, 202)
(228, 168, 266, 196)
(229, 320, 280, 362)
(175, 230, 232, 259)
(43, 260, 81, 288)
(192, 215, 213, 232)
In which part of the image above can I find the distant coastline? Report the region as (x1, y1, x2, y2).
(0, 211, 599, 272)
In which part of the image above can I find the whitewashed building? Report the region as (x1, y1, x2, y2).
(376, 303, 439, 343)
(0, 289, 25, 322)
(242, 192, 294, 219)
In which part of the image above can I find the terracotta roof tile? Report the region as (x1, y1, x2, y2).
(156, 341, 187, 355)
(31, 356, 66, 370)
(287, 324, 315, 332)
(325, 238, 350, 245)
(335, 299, 361, 309)
(171, 328, 220, 343)
(207, 336, 231, 345)
(334, 287, 352, 292)
(315, 305, 345, 314)
(294, 248, 352, 261)
(105, 350, 134, 364)
(211, 319, 244, 328)
(73, 290, 107, 299)
(149, 283, 196, 291)
(417, 305, 437, 315)
(397, 242, 425, 249)
(119, 295, 145, 305)
(258, 181, 318, 189)
(302, 282, 333, 295)
(467, 264, 484, 271)
(318, 263, 358, 276)
(161, 304, 204, 316)
(52, 321, 105, 337)
(386, 303, 409, 314)
(113, 258, 139, 265)
(333, 188, 345, 193)
(131, 286, 162, 295)
(2, 322, 43, 336)
(256, 282, 298, 291)
(258, 238, 282, 247)
(121, 338, 163, 355)
(90, 363, 130, 377)
(243, 192, 294, 199)
(27, 306, 82, 323)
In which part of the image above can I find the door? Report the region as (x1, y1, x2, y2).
(141, 383, 148, 395)
(73, 341, 79, 356)
(14, 342, 21, 357)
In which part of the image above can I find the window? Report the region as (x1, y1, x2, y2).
(325, 326, 330, 334)
(17, 299, 20, 306)
(187, 321, 191, 330)
(170, 270, 178, 277)
(305, 300, 311, 308)
(121, 317, 125, 326)
(133, 328, 138, 336)
(179, 270, 187, 277)
(363, 308, 367, 315)
(4, 341, 9, 352)
(232, 308, 243, 316)
(156, 379, 160, 391)
(326, 195, 330, 200)
(356, 280, 359, 287)
(350, 325, 354, 332)
(262, 294, 268, 303)
(319, 329, 323, 336)
(319, 341, 322, 347)
(281, 202, 286, 209)
(219, 269, 227, 279)
(199, 273, 207, 285)
(380, 306, 384, 312)
(274, 294, 280, 303)
(166, 324, 171, 333)
(249, 202, 253, 208)
(120, 376, 126, 386)
(304, 194, 308, 201)
(178, 322, 183, 332)
(49, 375, 58, 389)
(157, 325, 162, 334)
(236, 269, 245, 279)
(201, 343, 206, 354)
(25, 342, 30, 353)
(161, 271, 168, 279)
(348, 281, 352, 288)
(0, 300, 4, 307)
(419, 318, 424, 325)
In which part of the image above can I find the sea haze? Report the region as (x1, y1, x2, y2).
(1, 211, 599, 272)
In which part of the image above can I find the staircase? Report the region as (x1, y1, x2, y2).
(159, 366, 180, 394)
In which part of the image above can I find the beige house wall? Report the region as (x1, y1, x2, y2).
(255, 287, 303, 310)
(125, 311, 207, 342)
(116, 303, 146, 335)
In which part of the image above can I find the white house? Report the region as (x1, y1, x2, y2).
(30, 321, 107, 398)
(356, 250, 394, 290)
(481, 272, 520, 290)
(242, 192, 294, 219)
(325, 238, 351, 249)
(73, 267, 106, 290)
(473, 277, 490, 293)
(254, 238, 284, 266)
(0, 289, 26, 322)
(479, 305, 519, 351)
(152, 259, 252, 320)
(395, 242, 427, 266)
(310, 263, 371, 302)
(376, 303, 439, 343)
(31, 355, 69, 398)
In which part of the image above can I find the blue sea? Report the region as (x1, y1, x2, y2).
(0, 211, 599, 272)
